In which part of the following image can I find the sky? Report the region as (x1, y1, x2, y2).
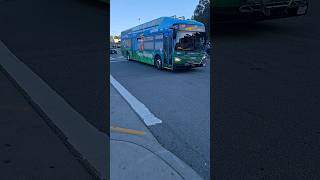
(110, 0, 199, 36)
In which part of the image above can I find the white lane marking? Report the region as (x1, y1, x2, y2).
(110, 60, 127, 63)
(110, 75, 162, 126)
(110, 56, 127, 63)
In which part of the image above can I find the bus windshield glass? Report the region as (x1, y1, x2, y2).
(174, 31, 206, 51)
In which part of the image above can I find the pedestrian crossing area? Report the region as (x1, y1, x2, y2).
(110, 56, 127, 63)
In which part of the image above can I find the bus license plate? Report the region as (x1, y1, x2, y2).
(297, 6, 307, 15)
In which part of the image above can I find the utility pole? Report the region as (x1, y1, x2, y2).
(139, 18, 144, 36)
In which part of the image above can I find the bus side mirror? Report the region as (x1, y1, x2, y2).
(173, 32, 176, 39)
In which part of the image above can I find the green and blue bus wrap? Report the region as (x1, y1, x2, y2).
(121, 17, 207, 70)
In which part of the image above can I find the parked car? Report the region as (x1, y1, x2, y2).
(109, 49, 117, 54)
(205, 41, 212, 54)
(214, 0, 309, 21)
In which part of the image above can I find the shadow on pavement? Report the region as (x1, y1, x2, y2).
(76, 0, 108, 11)
(213, 20, 293, 37)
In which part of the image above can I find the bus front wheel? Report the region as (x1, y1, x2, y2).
(154, 56, 162, 70)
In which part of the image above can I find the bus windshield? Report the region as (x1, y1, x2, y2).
(174, 31, 206, 51)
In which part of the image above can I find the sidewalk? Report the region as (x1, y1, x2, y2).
(110, 85, 204, 180)
(0, 69, 96, 179)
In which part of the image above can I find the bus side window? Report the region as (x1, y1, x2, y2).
(128, 39, 131, 49)
(144, 36, 154, 51)
(137, 37, 144, 51)
(155, 34, 163, 51)
(134, 38, 138, 51)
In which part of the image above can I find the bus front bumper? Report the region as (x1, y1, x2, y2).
(174, 62, 204, 69)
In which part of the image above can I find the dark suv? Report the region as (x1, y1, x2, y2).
(109, 49, 117, 54)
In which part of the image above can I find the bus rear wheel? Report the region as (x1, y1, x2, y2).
(126, 52, 131, 61)
(154, 56, 162, 70)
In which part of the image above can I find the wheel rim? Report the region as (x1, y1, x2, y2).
(156, 59, 161, 69)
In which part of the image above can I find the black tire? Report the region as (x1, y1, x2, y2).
(126, 52, 131, 61)
(154, 56, 162, 70)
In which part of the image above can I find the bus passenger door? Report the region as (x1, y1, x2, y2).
(137, 36, 144, 62)
(163, 34, 173, 68)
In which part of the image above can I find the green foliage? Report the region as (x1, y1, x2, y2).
(192, 0, 210, 38)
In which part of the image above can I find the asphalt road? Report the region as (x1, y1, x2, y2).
(0, 66, 95, 180)
(0, 0, 108, 133)
(110, 51, 210, 179)
(213, 1, 320, 179)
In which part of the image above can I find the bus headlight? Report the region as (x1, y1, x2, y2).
(175, 57, 182, 62)
(202, 55, 207, 60)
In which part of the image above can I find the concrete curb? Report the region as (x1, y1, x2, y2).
(110, 133, 204, 180)
(0, 40, 108, 180)
(110, 139, 184, 180)
(110, 83, 203, 180)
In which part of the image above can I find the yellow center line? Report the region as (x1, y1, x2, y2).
(110, 126, 145, 135)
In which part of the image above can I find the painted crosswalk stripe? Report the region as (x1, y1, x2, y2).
(110, 60, 127, 63)
(110, 75, 162, 126)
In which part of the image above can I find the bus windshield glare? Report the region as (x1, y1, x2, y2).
(174, 31, 206, 51)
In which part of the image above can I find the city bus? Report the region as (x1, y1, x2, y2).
(214, 0, 309, 21)
(121, 16, 207, 70)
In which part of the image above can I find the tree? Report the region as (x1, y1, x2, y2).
(110, 35, 114, 43)
(192, 0, 210, 38)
